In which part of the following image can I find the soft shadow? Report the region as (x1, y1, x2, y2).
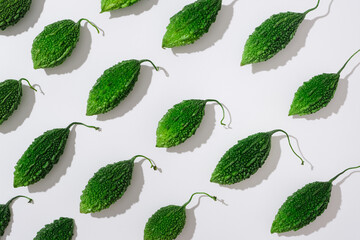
(0, 85, 36, 134)
(28, 128, 77, 193)
(252, 0, 334, 73)
(219, 135, 282, 190)
(166, 103, 217, 153)
(292, 136, 313, 170)
(108, 0, 159, 18)
(44, 22, 94, 75)
(171, 1, 235, 54)
(72, 219, 78, 239)
(222, 103, 232, 129)
(96, 66, 154, 121)
(293, 62, 360, 120)
(0, 0, 45, 36)
(177, 196, 202, 240)
(91, 160, 145, 218)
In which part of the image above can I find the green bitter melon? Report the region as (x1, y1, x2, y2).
(80, 155, 157, 213)
(144, 192, 217, 240)
(33, 217, 74, 240)
(101, 0, 141, 12)
(162, 0, 222, 48)
(289, 48, 360, 116)
(13, 122, 100, 188)
(156, 99, 226, 148)
(271, 165, 360, 233)
(31, 18, 100, 69)
(0, 0, 32, 30)
(210, 129, 304, 185)
(86, 59, 159, 116)
(0, 78, 36, 125)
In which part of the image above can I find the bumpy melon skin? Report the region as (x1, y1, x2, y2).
(13, 128, 70, 187)
(0, 204, 11, 236)
(101, 0, 141, 12)
(241, 12, 305, 65)
(0, 80, 22, 125)
(86, 60, 141, 116)
(289, 73, 340, 116)
(31, 19, 81, 69)
(156, 99, 207, 148)
(162, 0, 222, 48)
(80, 159, 134, 213)
(211, 132, 272, 185)
(0, 0, 32, 30)
(144, 205, 186, 240)
(271, 181, 332, 233)
(34, 217, 74, 240)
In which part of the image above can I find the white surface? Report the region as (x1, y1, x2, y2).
(1, 0, 360, 239)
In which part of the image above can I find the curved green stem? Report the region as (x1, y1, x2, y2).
(78, 18, 100, 34)
(19, 78, 37, 92)
(182, 192, 217, 208)
(139, 59, 159, 71)
(329, 165, 360, 183)
(66, 122, 101, 131)
(337, 49, 360, 75)
(304, 0, 320, 15)
(6, 195, 33, 206)
(133, 155, 158, 170)
(270, 129, 304, 165)
(205, 99, 226, 126)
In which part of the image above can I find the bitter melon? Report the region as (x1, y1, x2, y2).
(162, 0, 222, 48)
(13, 122, 100, 188)
(80, 155, 157, 213)
(31, 18, 99, 69)
(0, 78, 36, 125)
(101, 0, 141, 12)
(241, 0, 320, 65)
(0, 0, 32, 30)
(289, 49, 360, 116)
(33, 217, 74, 240)
(271, 165, 360, 233)
(156, 99, 226, 148)
(86, 59, 159, 116)
(0, 196, 32, 236)
(144, 192, 217, 240)
(210, 129, 303, 185)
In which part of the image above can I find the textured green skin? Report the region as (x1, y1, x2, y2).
(144, 205, 186, 240)
(211, 132, 272, 185)
(156, 99, 206, 148)
(34, 217, 74, 240)
(271, 181, 332, 233)
(0, 204, 11, 236)
(241, 12, 305, 65)
(13, 128, 70, 187)
(80, 159, 134, 213)
(86, 60, 141, 116)
(162, 0, 222, 48)
(289, 73, 340, 116)
(101, 0, 141, 12)
(31, 19, 81, 69)
(0, 80, 22, 125)
(0, 0, 32, 30)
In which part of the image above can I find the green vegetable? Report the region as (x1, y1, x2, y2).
(241, 0, 320, 65)
(0, 196, 33, 236)
(80, 155, 157, 213)
(156, 99, 226, 148)
(31, 18, 100, 69)
(289, 49, 360, 116)
(101, 0, 141, 12)
(162, 0, 222, 48)
(271, 165, 360, 233)
(144, 192, 217, 240)
(14, 122, 100, 188)
(34, 217, 74, 240)
(86, 59, 159, 116)
(0, 0, 32, 30)
(210, 129, 304, 185)
(0, 78, 37, 125)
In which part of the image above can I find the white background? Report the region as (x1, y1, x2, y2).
(1, 0, 360, 239)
